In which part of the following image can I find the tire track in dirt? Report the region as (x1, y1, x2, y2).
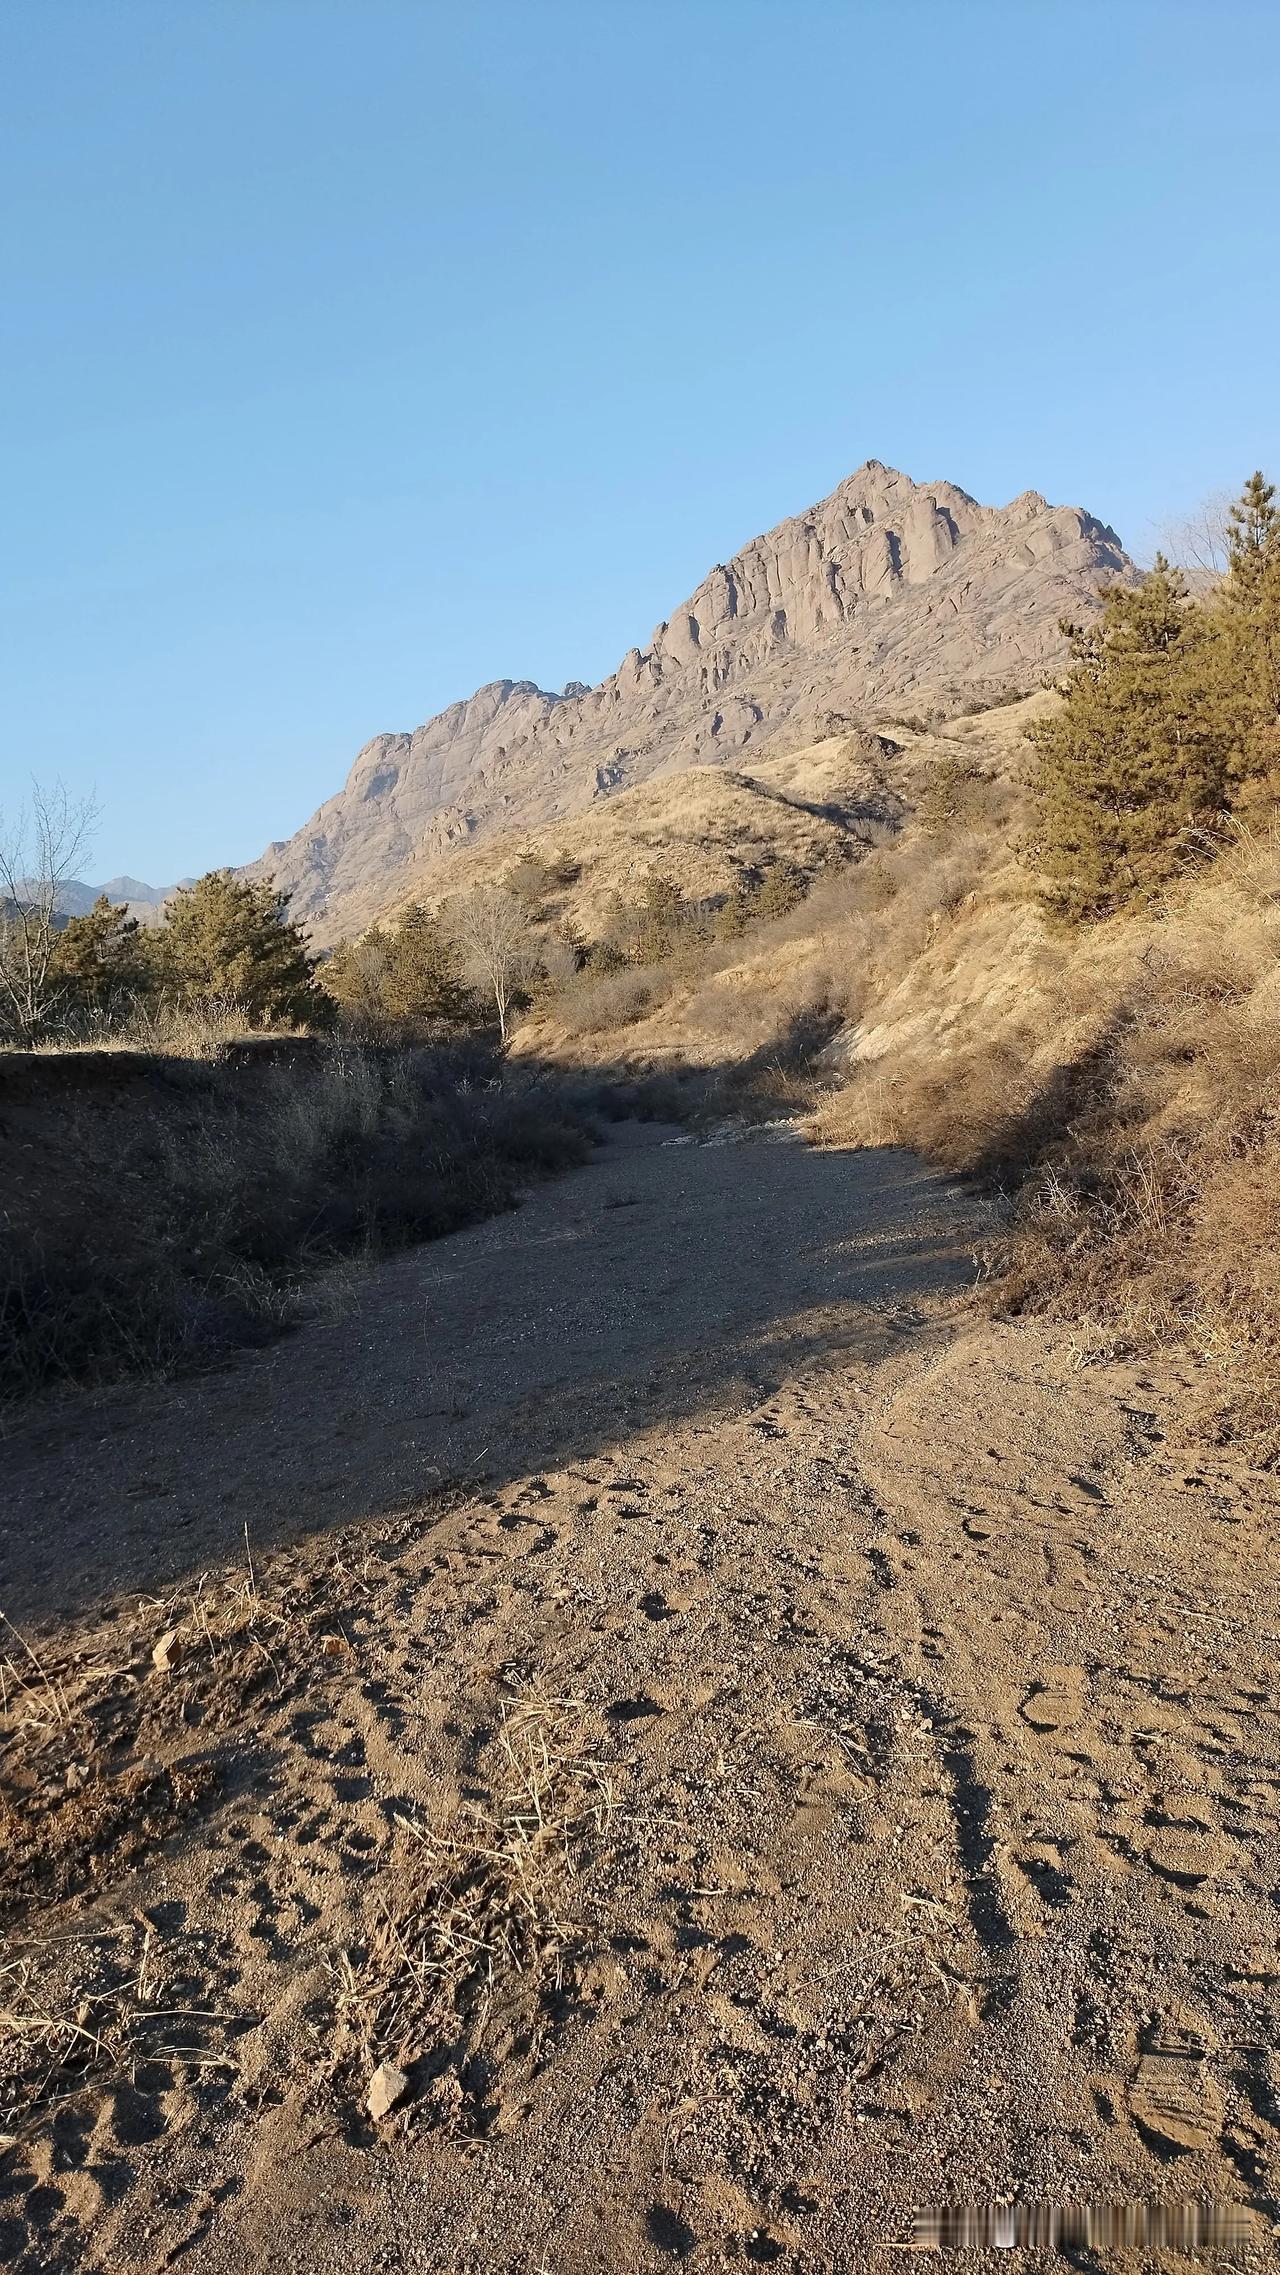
(858, 1326, 1280, 2239)
(2, 1126, 1278, 2268)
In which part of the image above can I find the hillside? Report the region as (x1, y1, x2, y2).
(253, 463, 1134, 945)
(514, 694, 1048, 1062)
(381, 725, 909, 938)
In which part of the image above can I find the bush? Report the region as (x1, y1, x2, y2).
(0, 1040, 596, 1399)
(554, 967, 661, 1038)
(813, 825, 1280, 1448)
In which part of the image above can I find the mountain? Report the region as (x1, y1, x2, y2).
(53, 878, 183, 924)
(252, 462, 1135, 945)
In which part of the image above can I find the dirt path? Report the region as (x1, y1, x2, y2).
(2, 1124, 1279, 2270)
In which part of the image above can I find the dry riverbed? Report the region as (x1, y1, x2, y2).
(2, 1122, 1278, 2270)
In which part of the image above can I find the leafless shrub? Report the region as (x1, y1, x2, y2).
(0, 782, 99, 1044)
(554, 966, 663, 1038)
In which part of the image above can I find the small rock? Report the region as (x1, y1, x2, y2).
(152, 1630, 183, 1674)
(366, 2060, 409, 2122)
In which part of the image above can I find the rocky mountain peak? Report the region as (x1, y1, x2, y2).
(250, 463, 1135, 944)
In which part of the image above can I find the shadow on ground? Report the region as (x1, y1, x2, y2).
(2, 1121, 980, 1630)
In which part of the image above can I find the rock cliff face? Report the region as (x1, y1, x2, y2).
(253, 462, 1133, 942)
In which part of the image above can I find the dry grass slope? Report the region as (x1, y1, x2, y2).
(388, 726, 911, 941)
(507, 692, 1279, 1448)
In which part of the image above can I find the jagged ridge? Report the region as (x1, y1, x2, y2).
(254, 462, 1133, 943)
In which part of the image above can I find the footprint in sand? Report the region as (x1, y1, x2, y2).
(1128, 2006, 1223, 2155)
(1020, 1666, 1087, 1735)
(1144, 1802, 1229, 1890)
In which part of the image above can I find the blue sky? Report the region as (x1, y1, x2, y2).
(3, 1, 1278, 884)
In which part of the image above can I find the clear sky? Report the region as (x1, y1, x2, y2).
(3, 1, 1279, 884)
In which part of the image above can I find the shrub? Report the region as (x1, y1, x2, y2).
(0, 1040, 596, 1399)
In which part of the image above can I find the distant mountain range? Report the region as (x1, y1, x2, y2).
(53, 877, 188, 924)
(246, 460, 1136, 947)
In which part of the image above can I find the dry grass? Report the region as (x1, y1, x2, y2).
(328, 1695, 623, 2132)
(516, 686, 1278, 1449)
(0, 1915, 256, 2136)
(812, 822, 1280, 1448)
(26, 998, 280, 1061)
(0, 1039, 597, 1401)
(0, 1535, 368, 2129)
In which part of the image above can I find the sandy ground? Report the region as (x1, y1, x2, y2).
(2, 1122, 1279, 2271)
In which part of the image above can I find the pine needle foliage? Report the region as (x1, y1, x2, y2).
(1026, 559, 1227, 922)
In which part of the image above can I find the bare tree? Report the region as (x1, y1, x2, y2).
(1155, 489, 1234, 581)
(0, 780, 99, 1043)
(447, 884, 537, 1042)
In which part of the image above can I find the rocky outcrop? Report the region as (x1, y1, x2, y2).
(252, 462, 1133, 943)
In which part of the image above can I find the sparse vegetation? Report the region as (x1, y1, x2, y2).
(479, 480, 1280, 1445)
(0, 1039, 596, 1401)
(322, 902, 479, 1037)
(0, 783, 99, 1044)
(815, 824, 1280, 1445)
(329, 1694, 623, 2131)
(8, 479, 1279, 1445)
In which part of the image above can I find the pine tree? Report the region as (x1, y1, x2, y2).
(47, 894, 149, 1020)
(1026, 560, 1227, 922)
(634, 868, 684, 962)
(754, 858, 808, 921)
(325, 904, 475, 1033)
(1210, 470, 1280, 799)
(158, 871, 326, 1026)
(714, 876, 755, 939)
(1226, 471, 1279, 596)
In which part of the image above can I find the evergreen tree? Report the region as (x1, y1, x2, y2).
(380, 903, 474, 1024)
(1226, 471, 1280, 595)
(1026, 561, 1227, 922)
(324, 904, 475, 1032)
(754, 857, 808, 921)
(1210, 470, 1280, 799)
(158, 871, 326, 1025)
(634, 868, 684, 962)
(47, 894, 149, 1020)
(714, 875, 755, 939)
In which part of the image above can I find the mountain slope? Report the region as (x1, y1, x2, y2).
(255, 462, 1133, 945)
(53, 877, 180, 925)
